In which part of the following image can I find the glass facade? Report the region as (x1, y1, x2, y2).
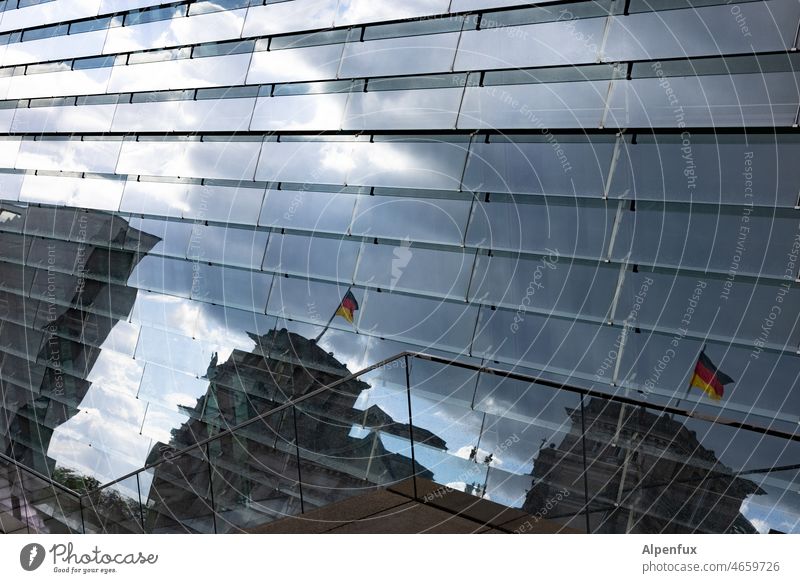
(0, 0, 798, 534)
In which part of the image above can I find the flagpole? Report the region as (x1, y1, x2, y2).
(674, 343, 706, 412)
(314, 285, 353, 343)
(314, 308, 339, 343)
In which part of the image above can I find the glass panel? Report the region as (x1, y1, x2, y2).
(125, 218, 193, 258)
(603, 1, 800, 61)
(183, 183, 265, 225)
(103, 8, 247, 54)
(110, 100, 183, 133)
(15, 139, 121, 174)
(0, 171, 24, 201)
(7, 67, 111, 99)
(173, 97, 256, 132)
(263, 232, 359, 281)
(617, 268, 800, 347)
(12, 103, 116, 133)
(186, 224, 269, 270)
(117, 139, 262, 181)
(612, 202, 800, 278)
(295, 365, 413, 509)
(258, 187, 357, 234)
(618, 335, 800, 426)
(455, 19, 604, 71)
(242, 0, 337, 37)
(347, 141, 469, 191)
(134, 325, 218, 377)
(266, 276, 354, 328)
(83, 476, 143, 534)
(0, 1, 102, 33)
(128, 255, 196, 296)
(408, 385, 485, 498)
(339, 32, 460, 78)
(606, 73, 800, 128)
(13, 479, 84, 533)
(343, 87, 462, 131)
(19, 174, 124, 211)
(359, 290, 479, 352)
(467, 196, 615, 257)
(451, 0, 540, 9)
(138, 362, 210, 429)
(463, 140, 615, 196)
(334, 0, 450, 27)
(210, 421, 302, 533)
(458, 81, 609, 129)
(191, 263, 272, 312)
(0, 139, 22, 167)
(120, 180, 188, 218)
(250, 93, 348, 131)
(255, 140, 353, 185)
(351, 193, 471, 245)
(355, 242, 475, 300)
(475, 377, 584, 520)
(473, 306, 623, 378)
(141, 449, 216, 533)
(579, 397, 795, 533)
(469, 253, 616, 319)
(609, 137, 800, 207)
(2, 30, 107, 68)
(108, 53, 251, 93)
(246, 43, 344, 85)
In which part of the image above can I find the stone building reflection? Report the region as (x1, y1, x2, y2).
(523, 398, 764, 533)
(141, 329, 445, 533)
(0, 204, 159, 531)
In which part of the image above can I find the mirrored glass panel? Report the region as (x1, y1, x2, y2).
(15, 139, 121, 174)
(351, 193, 471, 245)
(609, 137, 800, 208)
(469, 253, 617, 319)
(117, 139, 261, 181)
(339, 33, 460, 78)
(246, 44, 344, 85)
(344, 87, 462, 131)
(250, 93, 348, 131)
(603, 1, 800, 62)
(607, 74, 800, 128)
(19, 175, 124, 212)
(264, 232, 359, 281)
(347, 141, 469, 191)
(12, 103, 116, 133)
(108, 54, 251, 93)
(355, 243, 475, 300)
(334, 0, 451, 27)
(611, 202, 800, 278)
(455, 20, 604, 71)
(463, 140, 615, 196)
(467, 195, 615, 258)
(7, 67, 112, 99)
(103, 9, 247, 54)
(458, 81, 609, 129)
(242, 0, 337, 37)
(258, 187, 357, 234)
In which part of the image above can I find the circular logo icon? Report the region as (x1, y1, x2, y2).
(20, 543, 46, 571)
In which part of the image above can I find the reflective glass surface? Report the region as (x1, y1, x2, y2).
(0, 0, 797, 536)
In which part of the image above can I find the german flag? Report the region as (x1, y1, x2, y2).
(690, 351, 734, 401)
(335, 290, 359, 324)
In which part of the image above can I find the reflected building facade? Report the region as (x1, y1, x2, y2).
(140, 329, 444, 533)
(0, 204, 158, 530)
(523, 399, 763, 534)
(0, 0, 798, 533)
